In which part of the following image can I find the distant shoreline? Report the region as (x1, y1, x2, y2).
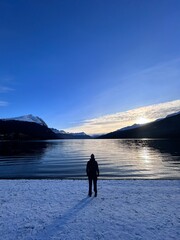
(0, 178, 180, 180)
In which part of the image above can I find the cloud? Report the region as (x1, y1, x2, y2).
(0, 85, 14, 107)
(0, 101, 9, 107)
(0, 86, 14, 93)
(65, 100, 180, 135)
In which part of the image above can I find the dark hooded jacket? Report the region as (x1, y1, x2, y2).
(86, 157, 99, 178)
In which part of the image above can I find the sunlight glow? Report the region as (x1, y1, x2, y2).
(140, 147, 152, 163)
(65, 100, 180, 135)
(136, 117, 151, 124)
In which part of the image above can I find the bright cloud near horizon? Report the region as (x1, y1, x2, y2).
(0, 1, 180, 134)
(65, 100, 180, 135)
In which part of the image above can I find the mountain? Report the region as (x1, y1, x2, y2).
(51, 128, 91, 139)
(0, 115, 91, 140)
(1, 114, 48, 127)
(117, 123, 142, 131)
(99, 112, 180, 139)
(0, 115, 58, 140)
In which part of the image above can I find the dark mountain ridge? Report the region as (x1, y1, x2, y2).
(99, 112, 180, 139)
(0, 119, 58, 140)
(0, 115, 91, 140)
(51, 128, 91, 139)
(1, 112, 180, 140)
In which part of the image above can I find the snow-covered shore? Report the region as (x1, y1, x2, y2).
(0, 180, 179, 240)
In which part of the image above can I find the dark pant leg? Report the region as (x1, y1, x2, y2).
(88, 176, 92, 195)
(93, 176, 97, 193)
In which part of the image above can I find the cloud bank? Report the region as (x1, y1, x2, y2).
(66, 100, 180, 135)
(0, 86, 14, 93)
(0, 101, 8, 107)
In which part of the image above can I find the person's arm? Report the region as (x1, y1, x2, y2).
(86, 162, 89, 176)
(96, 162, 99, 176)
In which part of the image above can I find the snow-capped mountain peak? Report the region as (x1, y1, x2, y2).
(51, 128, 87, 136)
(2, 114, 48, 127)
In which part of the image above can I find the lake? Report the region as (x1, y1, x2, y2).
(0, 139, 179, 179)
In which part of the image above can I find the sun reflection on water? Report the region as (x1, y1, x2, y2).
(0, 139, 179, 179)
(140, 147, 152, 163)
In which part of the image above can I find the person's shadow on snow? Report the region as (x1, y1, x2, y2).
(30, 196, 93, 240)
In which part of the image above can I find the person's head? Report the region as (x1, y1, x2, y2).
(90, 154, 95, 160)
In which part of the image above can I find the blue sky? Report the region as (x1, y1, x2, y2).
(0, 0, 180, 134)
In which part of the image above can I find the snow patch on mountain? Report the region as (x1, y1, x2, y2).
(51, 128, 87, 136)
(2, 114, 48, 127)
(70, 132, 87, 136)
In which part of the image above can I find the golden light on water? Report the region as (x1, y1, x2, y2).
(141, 147, 152, 163)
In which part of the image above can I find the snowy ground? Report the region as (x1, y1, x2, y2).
(0, 180, 179, 240)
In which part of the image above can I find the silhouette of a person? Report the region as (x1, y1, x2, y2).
(86, 154, 99, 197)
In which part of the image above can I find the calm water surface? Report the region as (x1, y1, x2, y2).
(0, 139, 179, 179)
